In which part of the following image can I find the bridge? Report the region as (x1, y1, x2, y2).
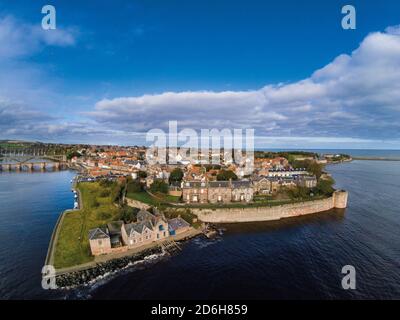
(0, 151, 68, 171)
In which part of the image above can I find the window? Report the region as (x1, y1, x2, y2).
(130, 239, 133, 245)
(159, 225, 164, 231)
(163, 231, 166, 237)
(157, 233, 160, 239)
(98, 240, 102, 246)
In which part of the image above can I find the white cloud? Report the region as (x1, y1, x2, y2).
(2, 21, 400, 149)
(0, 15, 76, 60)
(87, 25, 400, 145)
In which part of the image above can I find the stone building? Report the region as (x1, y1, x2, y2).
(121, 209, 169, 248)
(182, 181, 208, 203)
(231, 180, 253, 202)
(168, 217, 191, 235)
(208, 181, 232, 203)
(88, 228, 112, 256)
(182, 180, 254, 204)
(296, 175, 317, 188)
(252, 176, 272, 194)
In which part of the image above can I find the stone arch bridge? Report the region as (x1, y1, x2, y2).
(0, 151, 68, 171)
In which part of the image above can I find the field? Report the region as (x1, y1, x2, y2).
(53, 182, 122, 269)
(126, 190, 181, 206)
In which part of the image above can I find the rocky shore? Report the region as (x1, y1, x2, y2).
(56, 246, 163, 289)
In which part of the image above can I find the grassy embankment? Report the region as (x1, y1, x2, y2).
(126, 190, 180, 206)
(53, 182, 121, 269)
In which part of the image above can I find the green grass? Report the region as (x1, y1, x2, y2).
(53, 182, 122, 269)
(126, 190, 182, 205)
(126, 190, 160, 206)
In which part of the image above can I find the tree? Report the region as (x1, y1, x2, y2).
(150, 179, 169, 194)
(127, 180, 142, 193)
(217, 169, 238, 181)
(66, 150, 81, 160)
(138, 171, 147, 178)
(169, 168, 184, 183)
(293, 159, 323, 179)
(316, 178, 335, 196)
(288, 186, 309, 200)
(120, 206, 139, 223)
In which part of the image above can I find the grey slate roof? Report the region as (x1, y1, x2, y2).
(182, 181, 207, 188)
(231, 180, 252, 188)
(124, 220, 154, 236)
(137, 209, 156, 223)
(208, 181, 230, 188)
(107, 221, 124, 236)
(168, 217, 190, 231)
(88, 228, 110, 240)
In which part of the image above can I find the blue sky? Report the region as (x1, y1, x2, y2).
(1, 0, 400, 149)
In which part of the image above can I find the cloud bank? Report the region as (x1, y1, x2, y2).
(88, 26, 400, 146)
(1, 20, 400, 148)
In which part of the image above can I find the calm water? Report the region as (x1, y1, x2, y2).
(0, 152, 400, 299)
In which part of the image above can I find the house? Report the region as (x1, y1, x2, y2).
(107, 221, 124, 247)
(208, 181, 231, 203)
(168, 217, 191, 236)
(252, 176, 272, 194)
(88, 228, 112, 256)
(267, 168, 308, 177)
(182, 179, 254, 204)
(231, 180, 253, 202)
(121, 209, 169, 249)
(296, 175, 317, 188)
(182, 181, 208, 203)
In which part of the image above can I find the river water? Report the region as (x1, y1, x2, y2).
(0, 154, 399, 299)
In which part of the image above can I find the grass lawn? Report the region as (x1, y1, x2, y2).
(53, 182, 122, 269)
(126, 190, 181, 205)
(126, 190, 160, 206)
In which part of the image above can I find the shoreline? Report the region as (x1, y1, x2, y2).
(55, 227, 202, 276)
(55, 228, 203, 289)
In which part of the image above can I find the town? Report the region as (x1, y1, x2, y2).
(1, 141, 349, 264)
(63, 145, 345, 257)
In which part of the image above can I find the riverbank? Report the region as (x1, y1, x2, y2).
(45, 181, 82, 267)
(352, 156, 400, 161)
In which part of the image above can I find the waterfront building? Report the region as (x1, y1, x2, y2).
(121, 210, 169, 249)
(182, 179, 254, 204)
(252, 176, 272, 194)
(296, 175, 317, 188)
(88, 228, 112, 255)
(182, 181, 208, 203)
(231, 180, 253, 202)
(168, 217, 191, 236)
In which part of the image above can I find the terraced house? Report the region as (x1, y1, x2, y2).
(122, 210, 169, 249)
(182, 180, 254, 204)
(88, 209, 179, 256)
